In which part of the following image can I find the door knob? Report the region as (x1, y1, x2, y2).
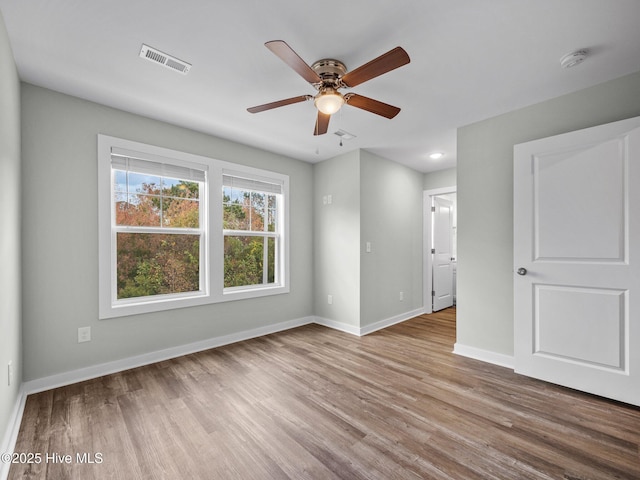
(517, 267, 527, 276)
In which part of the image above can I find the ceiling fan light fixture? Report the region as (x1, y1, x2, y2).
(314, 88, 344, 115)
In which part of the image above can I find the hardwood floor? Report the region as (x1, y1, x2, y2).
(9, 308, 640, 479)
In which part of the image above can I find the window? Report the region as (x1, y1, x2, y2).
(223, 174, 283, 290)
(98, 135, 289, 319)
(112, 155, 206, 300)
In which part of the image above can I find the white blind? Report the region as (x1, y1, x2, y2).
(222, 174, 282, 195)
(111, 148, 207, 182)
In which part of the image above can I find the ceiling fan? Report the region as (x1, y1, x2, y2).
(247, 40, 410, 135)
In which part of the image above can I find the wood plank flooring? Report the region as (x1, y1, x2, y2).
(8, 308, 640, 479)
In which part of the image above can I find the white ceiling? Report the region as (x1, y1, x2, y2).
(1, 0, 639, 173)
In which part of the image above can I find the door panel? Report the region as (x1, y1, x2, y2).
(514, 115, 640, 406)
(534, 138, 625, 261)
(534, 285, 626, 370)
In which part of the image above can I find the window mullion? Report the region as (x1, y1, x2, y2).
(115, 226, 202, 235)
(263, 236, 268, 285)
(160, 185, 164, 227)
(262, 198, 268, 284)
(222, 229, 277, 237)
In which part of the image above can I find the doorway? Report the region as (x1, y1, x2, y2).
(424, 187, 457, 314)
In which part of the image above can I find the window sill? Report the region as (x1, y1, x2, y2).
(100, 291, 210, 319)
(222, 284, 290, 302)
(99, 284, 290, 319)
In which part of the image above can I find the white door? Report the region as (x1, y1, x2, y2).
(433, 196, 454, 311)
(514, 116, 640, 407)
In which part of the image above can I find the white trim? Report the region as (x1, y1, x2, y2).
(424, 186, 457, 197)
(315, 308, 426, 337)
(23, 316, 313, 395)
(423, 186, 456, 314)
(360, 308, 426, 336)
(0, 386, 27, 480)
(453, 342, 515, 369)
(313, 317, 361, 336)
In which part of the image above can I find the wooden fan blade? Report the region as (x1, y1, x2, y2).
(265, 40, 322, 84)
(341, 47, 410, 88)
(344, 94, 401, 119)
(247, 95, 311, 113)
(314, 112, 330, 136)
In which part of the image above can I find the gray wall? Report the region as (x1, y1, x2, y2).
(423, 167, 456, 190)
(457, 70, 640, 356)
(313, 150, 361, 326)
(360, 150, 423, 326)
(21, 84, 314, 381)
(0, 8, 21, 450)
(313, 149, 424, 329)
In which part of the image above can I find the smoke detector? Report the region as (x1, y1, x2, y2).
(139, 44, 191, 75)
(560, 50, 588, 69)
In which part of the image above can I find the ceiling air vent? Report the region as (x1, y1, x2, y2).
(334, 129, 356, 147)
(334, 129, 356, 141)
(139, 44, 191, 75)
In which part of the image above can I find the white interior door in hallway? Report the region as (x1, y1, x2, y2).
(514, 115, 640, 407)
(432, 195, 454, 312)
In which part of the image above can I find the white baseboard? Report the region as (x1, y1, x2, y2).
(453, 342, 515, 370)
(23, 316, 314, 395)
(1, 386, 27, 480)
(359, 308, 426, 335)
(315, 308, 426, 336)
(313, 316, 361, 336)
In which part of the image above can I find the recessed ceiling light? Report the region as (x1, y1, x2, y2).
(429, 152, 444, 160)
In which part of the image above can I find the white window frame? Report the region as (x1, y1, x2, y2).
(98, 135, 290, 319)
(222, 170, 286, 298)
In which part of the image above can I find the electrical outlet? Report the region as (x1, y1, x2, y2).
(399, 291, 404, 301)
(322, 195, 327, 205)
(7, 361, 13, 386)
(327, 194, 333, 204)
(327, 294, 333, 305)
(366, 241, 372, 253)
(78, 326, 91, 343)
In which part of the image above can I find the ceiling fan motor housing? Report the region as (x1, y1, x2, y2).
(311, 59, 347, 87)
